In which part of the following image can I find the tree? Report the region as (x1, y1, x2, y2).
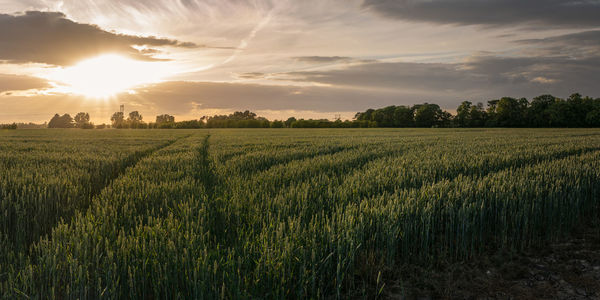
(174, 120, 203, 129)
(393, 106, 414, 127)
(455, 101, 472, 127)
(414, 103, 444, 127)
(565, 93, 587, 127)
(496, 97, 527, 127)
(230, 110, 257, 120)
(156, 114, 175, 124)
(128, 111, 143, 129)
(74, 112, 91, 128)
(1, 123, 17, 130)
(48, 114, 74, 128)
(371, 110, 385, 126)
(111, 112, 125, 128)
(284, 117, 297, 128)
(155, 114, 175, 128)
(271, 120, 285, 128)
(546, 99, 569, 127)
(527, 94, 555, 127)
(438, 111, 453, 128)
(469, 102, 487, 127)
(376, 106, 396, 127)
(586, 110, 600, 127)
(128, 111, 143, 123)
(355, 109, 374, 122)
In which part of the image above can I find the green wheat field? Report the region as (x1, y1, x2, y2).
(1, 128, 600, 298)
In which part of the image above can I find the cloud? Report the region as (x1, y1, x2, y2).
(3, 69, 598, 124)
(0, 11, 198, 66)
(294, 56, 354, 63)
(281, 62, 481, 91)
(0, 74, 50, 93)
(276, 54, 600, 100)
(236, 72, 267, 79)
(294, 56, 378, 65)
(362, 0, 600, 28)
(119, 50, 600, 116)
(0, 80, 414, 122)
(531, 77, 557, 84)
(519, 30, 600, 48)
(515, 30, 600, 59)
(117, 81, 426, 114)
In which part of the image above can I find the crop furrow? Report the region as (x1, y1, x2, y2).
(332, 145, 600, 207)
(0, 135, 186, 252)
(221, 145, 359, 177)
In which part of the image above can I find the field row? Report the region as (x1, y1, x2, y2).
(1, 129, 600, 298)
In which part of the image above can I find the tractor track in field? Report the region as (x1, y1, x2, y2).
(87, 135, 188, 198)
(216, 144, 600, 227)
(225, 146, 407, 199)
(88, 134, 192, 195)
(37, 134, 191, 246)
(192, 134, 234, 245)
(222, 144, 362, 177)
(332, 145, 600, 207)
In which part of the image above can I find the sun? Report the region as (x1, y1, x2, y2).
(45, 54, 173, 98)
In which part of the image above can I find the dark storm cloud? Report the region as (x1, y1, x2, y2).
(0, 74, 49, 93)
(515, 30, 600, 58)
(282, 62, 482, 91)
(276, 55, 600, 100)
(519, 30, 600, 47)
(0, 11, 199, 66)
(362, 0, 600, 28)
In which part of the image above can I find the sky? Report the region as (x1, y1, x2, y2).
(0, 0, 599, 123)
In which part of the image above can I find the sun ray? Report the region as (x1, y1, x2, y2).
(43, 54, 175, 98)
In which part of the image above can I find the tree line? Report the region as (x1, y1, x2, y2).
(356, 93, 600, 128)
(48, 112, 97, 129)
(42, 93, 600, 129)
(1, 123, 17, 130)
(0, 123, 47, 129)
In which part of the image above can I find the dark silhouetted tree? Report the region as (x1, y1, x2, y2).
(128, 111, 143, 128)
(414, 103, 444, 127)
(156, 114, 175, 124)
(586, 109, 600, 127)
(495, 97, 527, 127)
(128, 111, 143, 123)
(48, 114, 74, 128)
(527, 94, 556, 127)
(469, 102, 487, 127)
(455, 101, 472, 127)
(1, 123, 17, 129)
(271, 120, 285, 128)
(74, 112, 92, 129)
(284, 117, 297, 128)
(393, 106, 414, 127)
(155, 114, 175, 128)
(111, 112, 125, 128)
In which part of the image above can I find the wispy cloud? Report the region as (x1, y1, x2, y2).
(294, 56, 354, 63)
(222, 10, 273, 65)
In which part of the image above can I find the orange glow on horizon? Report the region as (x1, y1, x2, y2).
(43, 54, 175, 98)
